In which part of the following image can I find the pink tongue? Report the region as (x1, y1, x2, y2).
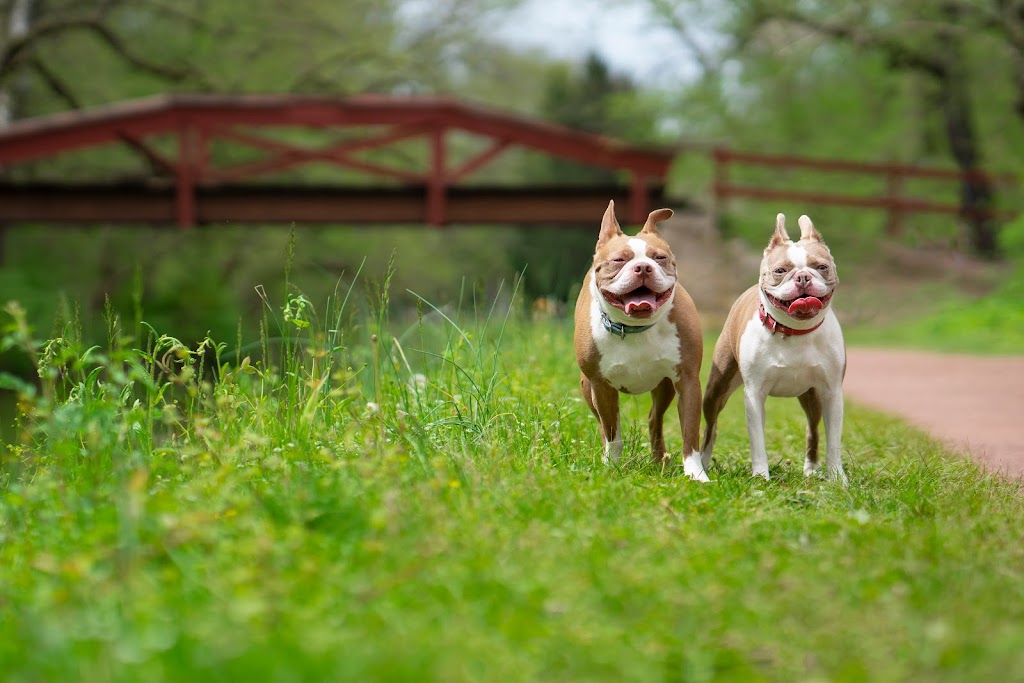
(787, 297, 823, 315)
(625, 291, 657, 315)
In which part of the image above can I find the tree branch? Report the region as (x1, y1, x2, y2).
(748, 2, 947, 78)
(139, 0, 208, 30)
(27, 56, 82, 109)
(83, 19, 196, 82)
(647, 0, 718, 76)
(0, 7, 206, 87)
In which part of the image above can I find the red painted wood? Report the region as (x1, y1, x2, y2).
(447, 139, 510, 183)
(717, 183, 992, 216)
(176, 125, 196, 229)
(712, 146, 1009, 183)
(427, 127, 446, 227)
(0, 95, 672, 173)
(0, 184, 669, 225)
(0, 94, 1014, 228)
(0, 95, 673, 226)
(710, 146, 1016, 226)
(629, 173, 648, 225)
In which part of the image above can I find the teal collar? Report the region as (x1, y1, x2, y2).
(601, 310, 656, 339)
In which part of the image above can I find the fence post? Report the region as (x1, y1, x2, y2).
(885, 167, 904, 236)
(712, 147, 729, 219)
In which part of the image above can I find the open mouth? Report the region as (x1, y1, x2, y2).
(602, 285, 674, 319)
(766, 291, 832, 320)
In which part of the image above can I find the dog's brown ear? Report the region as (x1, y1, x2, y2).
(798, 214, 823, 242)
(640, 208, 674, 235)
(598, 200, 624, 246)
(767, 213, 791, 249)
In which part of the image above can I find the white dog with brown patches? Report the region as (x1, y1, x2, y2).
(574, 201, 706, 480)
(701, 213, 847, 483)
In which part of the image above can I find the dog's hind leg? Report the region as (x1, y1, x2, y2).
(648, 377, 675, 465)
(700, 353, 741, 470)
(798, 388, 822, 476)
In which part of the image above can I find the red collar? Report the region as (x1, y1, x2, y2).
(759, 303, 824, 336)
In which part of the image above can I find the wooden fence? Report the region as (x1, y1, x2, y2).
(709, 147, 1017, 235)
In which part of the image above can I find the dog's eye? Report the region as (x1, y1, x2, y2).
(816, 264, 829, 271)
(773, 267, 787, 275)
(654, 255, 667, 261)
(612, 257, 626, 263)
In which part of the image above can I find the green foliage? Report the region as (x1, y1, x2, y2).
(0, 224, 525, 348)
(13, 0, 535, 115)
(2, 280, 1024, 681)
(845, 263, 1024, 354)
(652, 0, 1024, 262)
(999, 213, 1024, 258)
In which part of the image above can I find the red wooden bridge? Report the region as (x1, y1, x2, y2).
(0, 94, 673, 228)
(0, 93, 1010, 230)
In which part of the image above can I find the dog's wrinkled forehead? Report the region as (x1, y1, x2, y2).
(594, 201, 676, 261)
(761, 213, 835, 271)
(595, 232, 671, 260)
(762, 240, 834, 269)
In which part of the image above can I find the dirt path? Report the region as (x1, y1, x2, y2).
(844, 348, 1024, 478)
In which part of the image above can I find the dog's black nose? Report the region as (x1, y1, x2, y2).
(634, 262, 653, 275)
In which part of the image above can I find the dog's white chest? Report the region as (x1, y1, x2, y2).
(591, 299, 681, 394)
(738, 311, 845, 398)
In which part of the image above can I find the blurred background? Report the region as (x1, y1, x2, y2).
(1, 0, 1022, 355)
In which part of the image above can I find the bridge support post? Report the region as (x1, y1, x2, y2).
(629, 172, 648, 225)
(176, 124, 197, 229)
(427, 127, 446, 227)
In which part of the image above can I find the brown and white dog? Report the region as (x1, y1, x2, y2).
(701, 213, 847, 483)
(574, 201, 707, 480)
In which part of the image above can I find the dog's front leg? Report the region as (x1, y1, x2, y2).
(590, 381, 622, 464)
(743, 385, 771, 480)
(821, 387, 848, 485)
(676, 369, 709, 481)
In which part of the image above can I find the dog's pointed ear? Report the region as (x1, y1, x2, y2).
(640, 208, 674, 235)
(598, 200, 624, 246)
(798, 214, 823, 242)
(767, 213, 791, 250)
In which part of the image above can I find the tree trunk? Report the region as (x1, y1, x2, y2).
(0, 0, 33, 126)
(0, 0, 34, 265)
(937, 4, 998, 259)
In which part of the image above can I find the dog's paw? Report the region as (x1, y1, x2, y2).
(828, 465, 849, 486)
(683, 452, 711, 482)
(803, 459, 821, 477)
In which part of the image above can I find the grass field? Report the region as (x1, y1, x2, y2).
(2, 280, 1024, 682)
